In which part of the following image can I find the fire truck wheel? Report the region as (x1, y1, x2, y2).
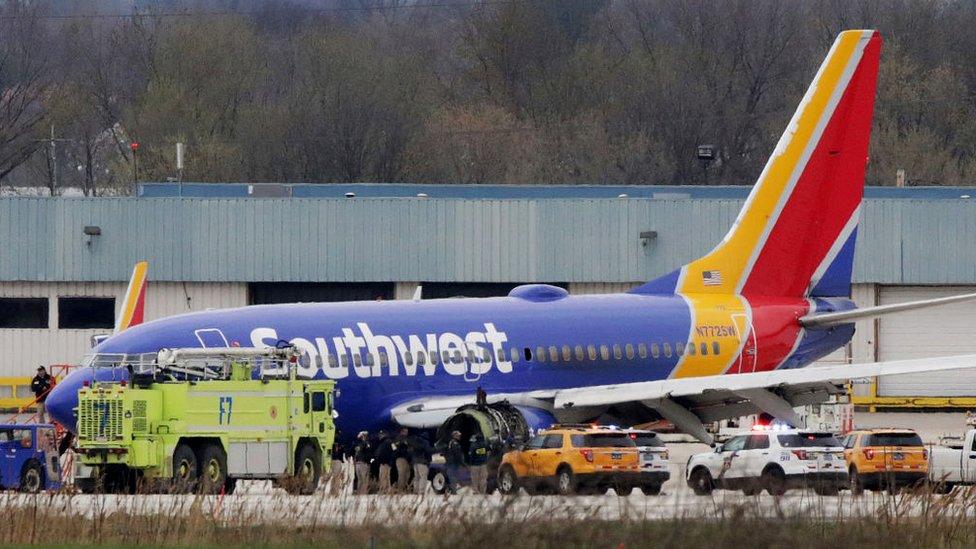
(198, 444, 228, 494)
(291, 443, 321, 495)
(19, 460, 43, 493)
(172, 443, 198, 493)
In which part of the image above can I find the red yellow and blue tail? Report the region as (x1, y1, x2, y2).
(633, 30, 881, 299)
(115, 261, 148, 333)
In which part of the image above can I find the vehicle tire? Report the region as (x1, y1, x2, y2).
(289, 443, 321, 495)
(497, 466, 519, 495)
(431, 471, 449, 495)
(172, 442, 198, 493)
(643, 483, 662, 496)
(198, 443, 228, 495)
(762, 467, 787, 496)
(614, 483, 634, 496)
(19, 459, 43, 494)
(555, 466, 577, 496)
(849, 467, 864, 496)
(689, 468, 713, 496)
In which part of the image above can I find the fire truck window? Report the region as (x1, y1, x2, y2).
(311, 392, 327, 412)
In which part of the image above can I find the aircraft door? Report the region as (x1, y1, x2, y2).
(732, 313, 758, 373)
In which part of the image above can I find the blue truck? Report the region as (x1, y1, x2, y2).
(1, 424, 61, 492)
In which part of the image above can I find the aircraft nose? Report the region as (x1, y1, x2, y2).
(47, 367, 129, 432)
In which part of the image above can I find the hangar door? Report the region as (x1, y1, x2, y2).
(877, 286, 976, 397)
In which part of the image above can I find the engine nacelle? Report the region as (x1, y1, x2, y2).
(435, 402, 556, 458)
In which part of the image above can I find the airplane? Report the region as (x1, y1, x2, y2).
(46, 30, 976, 445)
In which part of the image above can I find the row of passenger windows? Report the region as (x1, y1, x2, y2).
(316, 340, 723, 369)
(524, 341, 722, 363)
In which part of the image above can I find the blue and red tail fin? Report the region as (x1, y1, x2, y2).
(632, 30, 881, 298)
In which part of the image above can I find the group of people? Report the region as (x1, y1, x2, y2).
(348, 427, 493, 495)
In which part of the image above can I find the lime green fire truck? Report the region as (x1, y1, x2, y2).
(75, 346, 335, 494)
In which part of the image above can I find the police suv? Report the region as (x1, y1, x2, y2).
(686, 426, 847, 496)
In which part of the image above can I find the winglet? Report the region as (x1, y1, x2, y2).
(115, 261, 148, 333)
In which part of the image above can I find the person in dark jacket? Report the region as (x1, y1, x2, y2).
(393, 427, 412, 492)
(468, 433, 490, 494)
(373, 430, 395, 493)
(408, 434, 434, 494)
(30, 366, 54, 423)
(445, 430, 466, 492)
(352, 431, 373, 495)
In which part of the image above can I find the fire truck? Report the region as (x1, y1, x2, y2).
(75, 346, 336, 494)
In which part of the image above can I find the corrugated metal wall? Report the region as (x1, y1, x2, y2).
(0, 281, 245, 376)
(1, 197, 971, 285)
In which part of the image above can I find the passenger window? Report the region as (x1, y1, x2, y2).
(571, 434, 585, 447)
(663, 343, 672, 358)
(442, 351, 451, 363)
(405, 351, 414, 366)
(723, 436, 747, 452)
(525, 348, 534, 361)
(561, 345, 571, 361)
(453, 351, 463, 363)
(543, 434, 563, 449)
(340, 354, 350, 368)
(380, 352, 389, 367)
(328, 354, 338, 368)
(700, 342, 708, 356)
(600, 345, 610, 360)
(613, 344, 622, 359)
(675, 342, 684, 357)
(483, 348, 492, 362)
(625, 344, 635, 360)
(467, 349, 477, 363)
(365, 353, 375, 367)
(417, 352, 427, 366)
(687, 343, 696, 356)
(549, 346, 559, 362)
(511, 348, 521, 363)
(712, 341, 720, 355)
(497, 349, 506, 363)
(638, 343, 647, 359)
(651, 343, 660, 358)
(527, 435, 546, 449)
(429, 351, 438, 366)
(353, 354, 362, 368)
(536, 347, 547, 363)
(587, 345, 597, 361)
(746, 434, 769, 450)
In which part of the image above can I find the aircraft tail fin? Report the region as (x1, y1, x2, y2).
(632, 30, 881, 298)
(114, 261, 148, 333)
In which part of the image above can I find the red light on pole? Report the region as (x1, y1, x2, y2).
(130, 142, 140, 151)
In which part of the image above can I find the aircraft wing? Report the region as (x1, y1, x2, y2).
(392, 355, 976, 441)
(551, 355, 976, 443)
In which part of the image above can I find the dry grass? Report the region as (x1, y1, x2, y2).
(3, 485, 976, 548)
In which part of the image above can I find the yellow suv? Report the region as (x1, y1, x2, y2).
(497, 425, 668, 495)
(842, 429, 928, 494)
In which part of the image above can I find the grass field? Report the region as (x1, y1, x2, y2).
(3, 488, 976, 548)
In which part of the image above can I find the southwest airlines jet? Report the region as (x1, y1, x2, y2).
(46, 31, 976, 444)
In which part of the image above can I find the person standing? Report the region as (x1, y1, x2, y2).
(374, 430, 395, 494)
(30, 366, 54, 423)
(408, 433, 434, 495)
(393, 427, 412, 492)
(353, 431, 373, 495)
(468, 433, 490, 494)
(445, 430, 466, 493)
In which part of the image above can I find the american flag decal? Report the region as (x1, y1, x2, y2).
(702, 270, 723, 286)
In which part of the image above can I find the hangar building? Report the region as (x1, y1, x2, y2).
(1, 182, 975, 409)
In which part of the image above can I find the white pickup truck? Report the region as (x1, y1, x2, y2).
(928, 429, 976, 489)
